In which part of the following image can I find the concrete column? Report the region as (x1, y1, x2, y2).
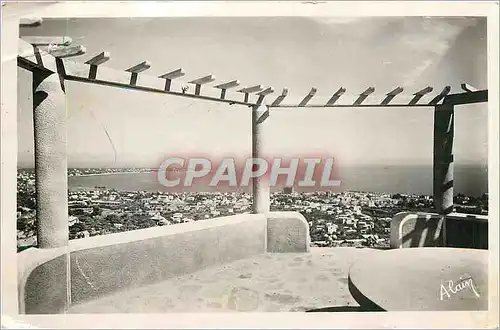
(251, 104, 270, 214)
(433, 104, 455, 214)
(433, 104, 455, 245)
(32, 68, 69, 249)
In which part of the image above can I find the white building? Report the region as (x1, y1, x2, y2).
(68, 216, 79, 226)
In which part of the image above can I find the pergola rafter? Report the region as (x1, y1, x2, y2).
(17, 37, 487, 109)
(16, 28, 488, 250)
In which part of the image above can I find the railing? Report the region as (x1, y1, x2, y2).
(390, 211, 488, 249)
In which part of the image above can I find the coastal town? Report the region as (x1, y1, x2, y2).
(17, 168, 489, 251)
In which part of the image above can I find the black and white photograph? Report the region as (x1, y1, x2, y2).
(1, 1, 498, 328)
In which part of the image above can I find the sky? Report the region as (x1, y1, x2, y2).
(18, 16, 488, 168)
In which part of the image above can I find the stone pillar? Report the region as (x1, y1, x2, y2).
(433, 104, 455, 245)
(32, 67, 69, 249)
(251, 104, 270, 214)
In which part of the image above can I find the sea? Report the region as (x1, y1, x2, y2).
(67, 164, 488, 197)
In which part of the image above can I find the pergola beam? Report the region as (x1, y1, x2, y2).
(126, 61, 151, 86)
(381, 86, 404, 105)
(85, 51, 111, 79)
(16, 39, 488, 109)
(443, 90, 488, 105)
(256, 86, 274, 104)
(189, 75, 216, 95)
(354, 87, 375, 105)
(21, 36, 72, 46)
(461, 83, 478, 93)
(86, 52, 111, 66)
(410, 86, 433, 105)
(214, 80, 240, 99)
(159, 68, 185, 91)
(271, 88, 288, 106)
(238, 85, 264, 103)
(429, 86, 451, 105)
(20, 17, 43, 27)
(299, 87, 317, 107)
(326, 87, 346, 106)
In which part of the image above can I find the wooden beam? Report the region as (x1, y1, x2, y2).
(214, 80, 240, 99)
(189, 75, 215, 85)
(443, 90, 488, 105)
(238, 85, 264, 103)
(326, 87, 346, 106)
(159, 68, 185, 91)
(461, 83, 478, 93)
(271, 88, 288, 107)
(21, 36, 72, 46)
(387, 86, 404, 96)
(32, 45, 44, 66)
(214, 80, 240, 90)
(189, 75, 215, 95)
(21, 49, 474, 109)
(354, 87, 375, 105)
(381, 86, 404, 105)
(257, 87, 274, 96)
(126, 61, 151, 73)
(126, 61, 151, 86)
(429, 86, 451, 105)
(85, 52, 111, 79)
(159, 68, 185, 80)
(256, 87, 275, 104)
(47, 45, 86, 58)
(62, 73, 253, 107)
(409, 86, 433, 105)
(238, 85, 264, 94)
(299, 87, 317, 107)
(19, 17, 43, 27)
(85, 52, 110, 66)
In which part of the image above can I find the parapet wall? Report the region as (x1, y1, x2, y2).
(18, 211, 310, 314)
(70, 213, 268, 305)
(390, 212, 488, 249)
(267, 212, 310, 253)
(17, 247, 70, 314)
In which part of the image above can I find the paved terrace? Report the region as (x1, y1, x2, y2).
(68, 248, 375, 313)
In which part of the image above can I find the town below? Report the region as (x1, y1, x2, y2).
(16, 168, 489, 251)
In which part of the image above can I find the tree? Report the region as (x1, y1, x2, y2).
(92, 206, 101, 216)
(69, 223, 85, 238)
(17, 218, 27, 231)
(18, 192, 36, 209)
(105, 214, 121, 223)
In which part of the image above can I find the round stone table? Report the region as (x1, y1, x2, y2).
(348, 248, 488, 311)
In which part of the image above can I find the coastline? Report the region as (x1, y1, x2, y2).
(69, 171, 155, 177)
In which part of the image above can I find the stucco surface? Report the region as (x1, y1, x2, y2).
(267, 212, 310, 253)
(70, 214, 267, 305)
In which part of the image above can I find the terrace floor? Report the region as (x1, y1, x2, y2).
(68, 247, 379, 313)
